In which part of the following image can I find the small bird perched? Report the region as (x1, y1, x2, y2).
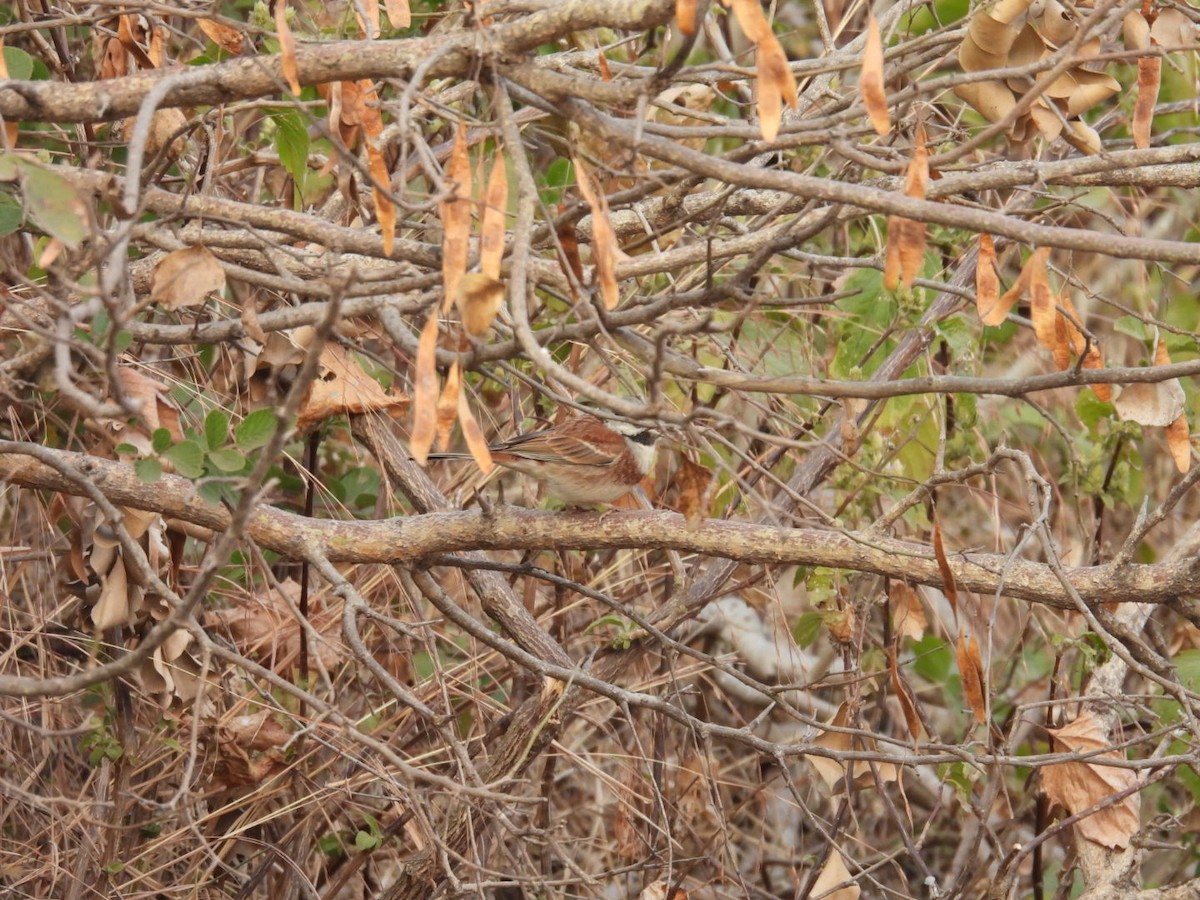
(430, 415, 657, 505)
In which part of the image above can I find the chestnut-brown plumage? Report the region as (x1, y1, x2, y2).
(430, 415, 656, 505)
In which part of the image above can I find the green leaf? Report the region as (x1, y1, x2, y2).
(114, 443, 139, 456)
(1175, 649, 1200, 690)
(163, 439, 206, 478)
(134, 458, 163, 482)
(538, 156, 574, 205)
(152, 428, 174, 454)
(354, 830, 378, 851)
(911, 635, 953, 683)
(1113, 315, 1149, 341)
(2, 46, 35, 80)
(1076, 392, 1115, 432)
(236, 408, 279, 451)
(0, 189, 22, 238)
(792, 611, 824, 649)
(205, 409, 231, 450)
(207, 448, 247, 473)
(318, 834, 343, 856)
(20, 163, 88, 246)
(273, 110, 310, 183)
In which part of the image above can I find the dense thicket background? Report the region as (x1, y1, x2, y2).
(1, 0, 1199, 897)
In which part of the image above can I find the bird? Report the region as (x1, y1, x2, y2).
(429, 415, 657, 505)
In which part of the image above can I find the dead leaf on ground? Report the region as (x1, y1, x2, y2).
(151, 246, 226, 309)
(1041, 711, 1141, 849)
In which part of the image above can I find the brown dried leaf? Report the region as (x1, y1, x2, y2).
(457, 388, 494, 474)
(889, 645, 925, 741)
(1123, 11, 1151, 50)
(367, 142, 395, 256)
(409, 312, 440, 464)
(296, 344, 408, 432)
(958, 0, 1035, 71)
(1028, 251, 1057, 351)
(384, 0, 411, 29)
(1167, 412, 1192, 473)
(198, 18, 245, 54)
(861, 14, 890, 136)
(808, 703, 900, 791)
(1116, 340, 1185, 426)
(906, 123, 929, 198)
(440, 124, 471, 312)
(810, 849, 860, 900)
(729, 0, 796, 141)
(953, 81, 1018, 123)
(675, 0, 698, 36)
(808, 703, 853, 789)
(1133, 57, 1161, 150)
(1150, 8, 1193, 46)
(117, 14, 155, 71)
(1052, 312, 1071, 370)
(890, 580, 927, 641)
(956, 631, 987, 724)
(274, 0, 301, 95)
(975, 234, 1005, 324)
(1063, 119, 1103, 155)
(435, 360, 461, 451)
(1081, 344, 1112, 402)
(116, 366, 167, 433)
(223, 709, 293, 751)
(883, 215, 903, 291)
(932, 517, 958, 616)
(674, 457, 715, 528)
(457, 272, 505, 336)
(1042, 712, 1141, 849)
(573, 155, 622, 309)
(479, 150, 508, 280)
(151, 245, 226, 309)
(356, 0, 380, 38)
(93, 557, 130, 631)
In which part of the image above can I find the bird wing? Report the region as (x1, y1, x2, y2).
(496, 423, 617, 467)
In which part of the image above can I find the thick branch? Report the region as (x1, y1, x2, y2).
(2, 447, 1197, 610)
(0, 0, 673, 123)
